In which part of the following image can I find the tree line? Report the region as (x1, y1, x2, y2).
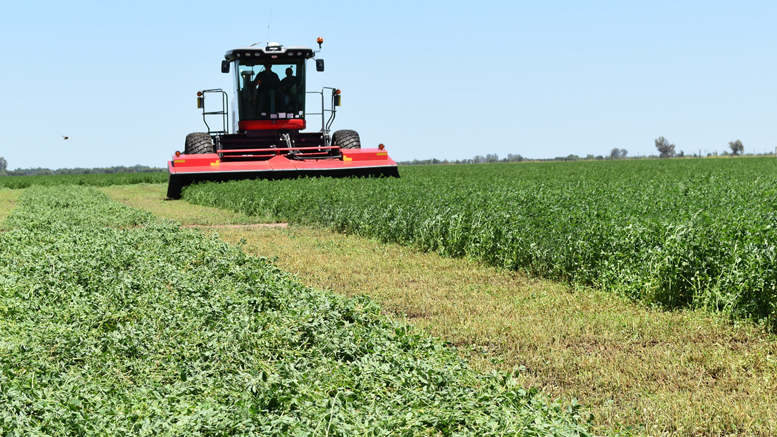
(0, 137, 762, 173)
(398, 154, 526, 166)
(654, 137, 747, 158)
(0, 158, 164, 177)
(398, 138, 761, 166)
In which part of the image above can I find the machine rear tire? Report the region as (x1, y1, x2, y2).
(184, 132, 214, 154)
(332, 129, 361, 149)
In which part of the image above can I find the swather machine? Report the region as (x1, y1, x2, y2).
(166, 38, 399, 198)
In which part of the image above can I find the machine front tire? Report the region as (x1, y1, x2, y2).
(184, 132, 215, 154)
(167, 174, 184, 199)
(332, 129, 361, 149)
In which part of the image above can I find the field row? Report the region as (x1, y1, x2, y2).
(0, 186, 590, 435)
(183, 158, 777, 329)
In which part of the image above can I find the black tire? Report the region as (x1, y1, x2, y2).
(332, 129, 361, 149)
(184, 132, 214, 154)
(166, 174, 183, 199)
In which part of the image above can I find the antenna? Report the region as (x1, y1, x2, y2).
(266, 9, 272, 46)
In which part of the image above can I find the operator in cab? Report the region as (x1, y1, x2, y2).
(253, 63, 282, 115)
(280, 67, 302, 113)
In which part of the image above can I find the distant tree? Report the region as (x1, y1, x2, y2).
(729, 140, 744, 156)
(595, 155, 604, 160)
(678, 150, 685, 158)
(655, 137, 676, 158)
(609, 148, 628, 159)
(0, 157, 7, 174)
(485, 153, 500, 163)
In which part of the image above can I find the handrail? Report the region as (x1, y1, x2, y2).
(200, 89, 229, 135)
(306, 87, 338, 138)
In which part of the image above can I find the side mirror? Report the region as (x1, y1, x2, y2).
(316, 59, 325, 72)
(221, 60, 230, 73)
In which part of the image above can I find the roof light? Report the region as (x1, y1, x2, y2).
(175, 151, 181, 157)
(197, 91, 202, 96)
(317, 37, 324, 44)
(378, 144, 385, 150)
(336, 89, 341, 95)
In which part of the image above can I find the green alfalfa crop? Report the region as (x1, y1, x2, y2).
(182, 158, 777, 330)
(0, 185, 592, 436)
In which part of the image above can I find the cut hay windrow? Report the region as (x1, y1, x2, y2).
(183, 158, 777, 330)
(0, 186, 590, 436)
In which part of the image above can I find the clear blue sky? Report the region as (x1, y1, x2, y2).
(1, 0, 775, 169)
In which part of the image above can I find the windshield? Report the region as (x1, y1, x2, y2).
(236, 62, 306, 121)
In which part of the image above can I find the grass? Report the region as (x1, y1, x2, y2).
(104, 184, 777, 436)
(100, 184, 262, 226)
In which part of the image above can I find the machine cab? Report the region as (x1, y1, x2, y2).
(223, 44, 315, 133)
